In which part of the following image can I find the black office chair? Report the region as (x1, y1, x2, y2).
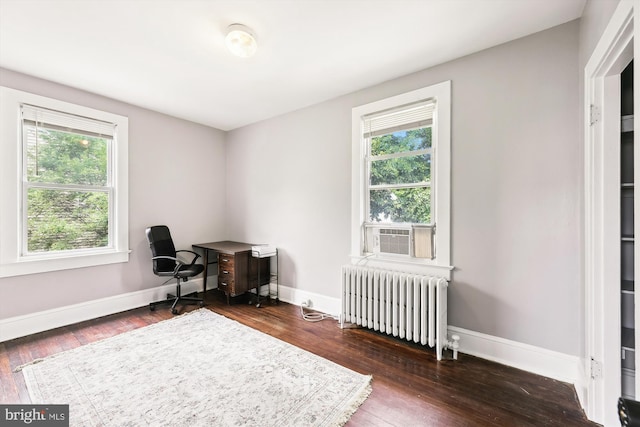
(146, 225, 205, 314)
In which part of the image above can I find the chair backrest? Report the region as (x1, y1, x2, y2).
(146, 225, 177, 274)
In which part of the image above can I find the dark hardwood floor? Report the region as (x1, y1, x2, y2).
(0, 290, 598, 426)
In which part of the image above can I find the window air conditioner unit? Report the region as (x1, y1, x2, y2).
(368, 224, 434, 259)
(372, 227, 411, 256)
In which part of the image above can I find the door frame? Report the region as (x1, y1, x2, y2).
(584, 1, 638, 424)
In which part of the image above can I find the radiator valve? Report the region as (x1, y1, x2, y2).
(446, 334, 460, 360)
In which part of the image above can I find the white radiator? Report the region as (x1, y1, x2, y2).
(340, 265, 452, 360)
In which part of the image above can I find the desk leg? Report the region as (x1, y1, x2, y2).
(202, 249, 208, 294)
(256, 258, 261, 308)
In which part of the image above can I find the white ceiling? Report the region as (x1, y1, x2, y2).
(0, 0, 586, 131)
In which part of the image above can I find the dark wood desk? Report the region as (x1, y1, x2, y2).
(192, 240, 269, 304)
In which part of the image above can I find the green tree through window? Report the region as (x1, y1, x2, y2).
(25, 127, 110, 252)
(369, 127, 432, 224)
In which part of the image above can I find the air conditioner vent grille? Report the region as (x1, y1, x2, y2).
(378, 229, 411, 255)
(379, 228, 410, 236)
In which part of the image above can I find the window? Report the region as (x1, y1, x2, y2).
(351, 81, 451, 277)
(22, 105, 113, 254)
(364, 100, 435, 257)
(0, 87, 129, 277)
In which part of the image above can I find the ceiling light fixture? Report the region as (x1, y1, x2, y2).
(225, 24, 257, 58)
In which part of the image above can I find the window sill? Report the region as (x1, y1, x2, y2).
(0, 249, 130, 278)
(349, 254, 453, 280)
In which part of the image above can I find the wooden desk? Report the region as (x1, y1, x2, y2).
(192, 241, 269, 304)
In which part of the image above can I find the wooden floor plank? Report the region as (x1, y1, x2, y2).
(0, 290, 598, 426)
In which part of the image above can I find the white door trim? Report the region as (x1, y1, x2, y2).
(584, 1, 637, 424)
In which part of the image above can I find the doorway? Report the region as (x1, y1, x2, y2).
(584, 2, 637, 425)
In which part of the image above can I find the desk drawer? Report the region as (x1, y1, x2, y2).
(219, 265, 234, 278)
(218, 253, 235, 268)
(218, 269, 234, 284)
(217, 250, 250, 298)
(218, 281, 230, 294)
(218, 277, 237, 295)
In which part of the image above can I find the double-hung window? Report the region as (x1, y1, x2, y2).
(364, 100, 435, 257)
(0, 87, 129, 277)
(351, 81, 451, 278)
(22, 105, 113, 253)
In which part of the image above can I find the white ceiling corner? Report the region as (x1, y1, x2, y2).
(0, 0, 586, 131)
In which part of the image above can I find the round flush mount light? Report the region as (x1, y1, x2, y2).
(225, 23, 257, 58)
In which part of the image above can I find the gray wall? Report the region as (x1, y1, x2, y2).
(0, 68, 227, 319)
(226, 20, 582, 355)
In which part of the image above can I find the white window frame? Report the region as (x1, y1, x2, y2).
(0, 87, 129, 277)
(351, 81, 452, 279)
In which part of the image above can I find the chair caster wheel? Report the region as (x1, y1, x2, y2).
(199, 301, 205, 307)
(171, 309, 178, 315)
(149, 305, 155, 311)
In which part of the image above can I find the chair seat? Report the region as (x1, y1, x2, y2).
(156, 263, 205, 278)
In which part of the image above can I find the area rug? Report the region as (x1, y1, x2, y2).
(18, 309, 372, 426)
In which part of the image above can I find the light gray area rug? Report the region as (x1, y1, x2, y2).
(19, 309, 372, 426)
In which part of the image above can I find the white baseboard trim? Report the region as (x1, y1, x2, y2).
(276, 287, 585, 392)
(0, 281, 331, 343)
(0, 282, 587, 407)
(0, 278, 203, 343)
(276, 285, 342, 317)
(449, 326, 586, 396)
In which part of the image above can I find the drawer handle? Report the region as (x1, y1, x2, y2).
(222, 270, 229, 274)
(221, 282, 227, 286)
(222, 258, 229, 262)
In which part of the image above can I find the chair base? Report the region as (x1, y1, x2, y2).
(150, 289, 204, 315)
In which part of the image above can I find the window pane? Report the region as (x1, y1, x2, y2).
(369, 187, 431, 224)
(25, 126, 108, 186)
(370, 153, 430, 186)
(370, 127, 431, 156)
(27, 188, 109, 253)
